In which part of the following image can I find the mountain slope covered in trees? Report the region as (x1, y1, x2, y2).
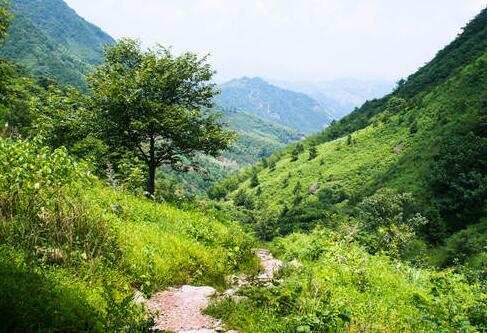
(212, 7, 487, 267)
(1, 0, 114, 89)
(1, 1, 485, 332)
(216, 77, 333, 134)
(204, 10, 487, 331)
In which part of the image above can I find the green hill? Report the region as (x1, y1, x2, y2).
(213, 7, 487, 264)
(158, 109, 302, 195)
(1, 0, 114, 89)
(216, 77, 334, 134)
(223, 108, 303, 164)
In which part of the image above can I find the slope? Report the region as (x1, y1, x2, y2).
(0, 138, 258, 331)
(1, 0, 115, 89)
(216, 77, 333, 134)
(213, 8, 487, 252)
(272, 78, 394, 119)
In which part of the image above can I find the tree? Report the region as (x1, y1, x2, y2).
(308, 145, 318, 160)
(293, 181, 302, 194)
(291, 143, 304, 162)
(429, 132, 487, 229)
(0, 0, 12, 40)
(358, 188, 428, 258)
(250, 172, 259, 188)
(88, 39, 235, 196)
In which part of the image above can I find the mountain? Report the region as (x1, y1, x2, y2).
(215, 77, 333, 134)
(222, 109, 303, 164)
(213, 7, 487, 266)
(0, 0, 115, 89)
(271, 78, 395, 119)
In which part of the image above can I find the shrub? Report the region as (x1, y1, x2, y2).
(357, 188, 428, 258)
(0, 138, 116, 259)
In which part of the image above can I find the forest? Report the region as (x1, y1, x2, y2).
(0, 0, 486, 332)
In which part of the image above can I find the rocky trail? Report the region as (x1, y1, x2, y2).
(143, 249, 282, 333)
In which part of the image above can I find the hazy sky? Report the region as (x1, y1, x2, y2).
(65, 0, 485, 83)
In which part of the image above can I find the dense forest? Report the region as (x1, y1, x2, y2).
(0, 0, 486, 332)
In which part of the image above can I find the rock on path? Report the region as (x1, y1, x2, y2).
(256, 249, 283, 281)
(146, 249, 282, 332)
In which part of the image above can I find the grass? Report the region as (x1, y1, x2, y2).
(207, 229, 487, 333)
(0, 138, 259, 332)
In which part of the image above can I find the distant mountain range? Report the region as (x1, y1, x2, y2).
(270, 78, 395, 119)
(216, 77, 333, 134)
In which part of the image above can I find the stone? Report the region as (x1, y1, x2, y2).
(308, 182, 321, 194)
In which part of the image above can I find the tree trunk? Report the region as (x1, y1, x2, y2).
(147, 136, 156, 197)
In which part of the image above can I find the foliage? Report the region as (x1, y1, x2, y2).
(357, 188, 428, 258)
(0, 137, 259, 331)
(1, 0, 115, 89)
(88, 39, 236, 195)
(215, 77, 332, 134)
(0, 0, 11, 39)
(221, 9, 487, 269)
(429, 131, 487, 230)
(308, 145, 318, 160)
(208, 229, 486, 333)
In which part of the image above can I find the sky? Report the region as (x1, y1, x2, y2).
(65, 0, 486, 83)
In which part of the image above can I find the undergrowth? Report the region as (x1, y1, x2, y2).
(0, 138, 258, 332)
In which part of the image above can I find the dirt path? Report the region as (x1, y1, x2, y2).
(145, 249, 282, 333)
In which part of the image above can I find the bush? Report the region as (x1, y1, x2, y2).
(208, 229, 486, 333)
(0, 138, 116, 259)
(357, 188, 428, 258)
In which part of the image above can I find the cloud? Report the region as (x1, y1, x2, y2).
(65, 0, 486, 82)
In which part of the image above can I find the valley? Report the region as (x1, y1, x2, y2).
(0, 1, 486, 332)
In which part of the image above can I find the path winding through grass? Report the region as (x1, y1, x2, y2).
(146, 249, 282, 333)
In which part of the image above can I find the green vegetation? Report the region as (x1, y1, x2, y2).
(1, 1, 486, 332)
(1, 0, 114, 89)
(0, 138, 257, 332)
(0, 0, 11, 39)
(206, 8, 487, 332)
(213, 7, 487, 266)
(88, 39, 235, 196)
(207, 229, 486, 333)
(216, 77, 333, 134)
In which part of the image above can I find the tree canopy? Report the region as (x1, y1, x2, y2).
(88, 39, 235, 195)
(0, 0, 11, 40)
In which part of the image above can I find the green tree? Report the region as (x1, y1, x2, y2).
(293, 181, 302, 194)
(0, 0, 12, 40)
(269, 160, 276, 171)
(88, 39, 235, 196)
(250, 172, 259, 188)
(309, 145, 318, 160)
(358, 188, 428, 258)
(429, 132, 487, 229)
(31, 84, 108, 169)
(291, 143, 304, 162)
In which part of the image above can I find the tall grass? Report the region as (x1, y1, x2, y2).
(0, 138, 258, 332)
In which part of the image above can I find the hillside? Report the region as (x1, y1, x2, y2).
(1, 0, 114, 89)
(213, 7, 487, 265)
(0, 138, 258, 331)
(216, 77, 333, 134)
(1, 1, 486, 332)
(222, 108, 303, 164)
(158, 109, 302, 195)
(272, 78, 394, 119)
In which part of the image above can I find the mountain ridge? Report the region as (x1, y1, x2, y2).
(216, 76, 333, 134)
